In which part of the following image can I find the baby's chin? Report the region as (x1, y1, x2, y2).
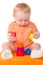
(18, 23, 29, 27)
(18, 24, 27, 27)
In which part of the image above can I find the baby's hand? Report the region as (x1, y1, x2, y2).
(33, 31, 40, 39)
(8, 35, 16, 41)
(8, 32, 16, 42)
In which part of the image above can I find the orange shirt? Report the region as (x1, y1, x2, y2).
(8, 21, 38, 47)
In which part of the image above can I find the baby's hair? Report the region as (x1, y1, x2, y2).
(13, 3, 31, 17)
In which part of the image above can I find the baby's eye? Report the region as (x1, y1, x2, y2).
(25, 20, 28, 21)
(19, 20, 22, 21)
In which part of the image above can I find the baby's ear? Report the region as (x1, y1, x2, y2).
(12, 9, 15, 17)
(12, 13, 15, 20)
(12, 12, 15, 17)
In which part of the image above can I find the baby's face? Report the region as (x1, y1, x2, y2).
(14, 10, 30, 26)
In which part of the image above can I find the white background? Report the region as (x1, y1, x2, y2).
(0, 0, 43, 52)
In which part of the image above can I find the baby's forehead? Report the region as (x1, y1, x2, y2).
(17, 16, 29, 20)
(16, 10, 29, 16)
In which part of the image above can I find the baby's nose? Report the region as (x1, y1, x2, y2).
(22, 21, 25, 24)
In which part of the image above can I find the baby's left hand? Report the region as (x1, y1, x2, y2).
(33, 31, 40, 39)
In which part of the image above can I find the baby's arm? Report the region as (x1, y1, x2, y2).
(7, 22, 16, 42)
(31, 23, 40, 39)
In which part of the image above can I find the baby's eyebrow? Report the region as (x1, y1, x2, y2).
(19, 19, 29, 20)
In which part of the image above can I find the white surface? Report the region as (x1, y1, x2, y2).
(0, 0, 43, 51)
(31, 50, 43, 58)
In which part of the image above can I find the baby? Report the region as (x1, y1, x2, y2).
(2, 3, 42, 59)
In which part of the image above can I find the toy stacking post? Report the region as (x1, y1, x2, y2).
(16, 42, 24, 56)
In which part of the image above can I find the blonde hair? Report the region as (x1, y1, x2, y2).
(13, 3, 31, 17)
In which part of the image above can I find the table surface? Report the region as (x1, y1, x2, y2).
(0, 53, 43, 65)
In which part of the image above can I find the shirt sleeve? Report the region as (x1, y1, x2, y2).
(8, 22, 14, 33)
(31, 23, 38, 33)
(7, 22, 15, 37)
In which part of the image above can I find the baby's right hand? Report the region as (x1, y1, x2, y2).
(8, 35, 16, 42)
(8, 32, 16, 42)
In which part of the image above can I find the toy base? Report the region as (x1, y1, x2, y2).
(0, 52, 43, 65)
(16, 52, 24, 56)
